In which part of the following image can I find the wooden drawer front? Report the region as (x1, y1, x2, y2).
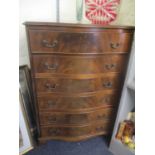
(40, 122, 112, 137)
(32, 55, 127, 75)
(39, 108, 115, 125)
(35, 75, 122, 93)
(37, 92, 119, 112)
(29, 30, 133, 53)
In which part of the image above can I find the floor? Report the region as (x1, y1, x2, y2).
(26, 136, 114, 155)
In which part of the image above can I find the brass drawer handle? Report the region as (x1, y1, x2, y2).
(45, 83, 58, 90)
(42, 39, 58, 48)
(44, 63, 58, 70)
(96, 127, 104, 131)
(110, 43, 120, 49)
(103, 82, 112, 88)
(97, 114, 106, 119)
(105, 64, 116, 70)
(47, 100, 56, 107)
(48, 129, 60, 135)
(48, 116, 57, 122)
(103, 97, 110, 103)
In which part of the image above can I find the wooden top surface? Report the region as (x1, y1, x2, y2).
(24, 22, 135, 30)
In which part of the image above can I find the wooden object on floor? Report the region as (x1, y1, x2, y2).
(24, 22, 134, 142)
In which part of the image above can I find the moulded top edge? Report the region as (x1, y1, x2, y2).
(23, 22, 135, 30)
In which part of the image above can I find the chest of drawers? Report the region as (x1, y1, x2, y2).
(25, 22, 134, 142)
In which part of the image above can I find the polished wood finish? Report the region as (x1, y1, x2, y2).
(37, 91, 119, 112)
(32, 54, 128, 75)
(29, 30, 133, 54)
(25, 22, 134, 142)
(39, 108, 115, 125)
(40, 121, 113, 138)
(35, 74, 122, 93)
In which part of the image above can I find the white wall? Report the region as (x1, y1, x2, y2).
(113, 0, 135, 25)
(19, 0, 134, 66)
(59, 0, 77, 23)
(19, 0, 57, 66)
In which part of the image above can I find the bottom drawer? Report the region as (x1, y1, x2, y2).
(39, 108, 115, 125)
(40, 122, 113, 137)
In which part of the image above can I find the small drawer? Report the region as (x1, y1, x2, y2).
(37, 92, 119, 111)
(40, 122, 112, 137)
(35, 75, 122, 94)
(29, 29, 133, 54)
(32, 55, 128, 75)
(39, 108, 115, 125)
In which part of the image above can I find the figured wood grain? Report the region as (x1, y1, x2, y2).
(32, 54, 128, 75)
(35, 74, 122, 94)
(37, 91, 119, 112)
(25, 22, 134, 142)
(29, 30, 133, 54)
(40, 121, 113, 138)
(39, 108, 115, 126)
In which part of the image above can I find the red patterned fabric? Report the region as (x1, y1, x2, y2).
(85, 0, 120, 25)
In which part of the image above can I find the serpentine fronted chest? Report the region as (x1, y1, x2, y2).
(25, 22, 134, 143)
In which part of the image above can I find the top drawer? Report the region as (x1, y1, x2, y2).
(28, 30, 133, 54)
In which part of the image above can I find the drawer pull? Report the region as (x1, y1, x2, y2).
(96, 127, 104, 131)
(48, 116, 57, 122)
(48, 129, 60, 135)
(44, 63, 58, 70)
(47, 100, 56, 107)
(105, 64, 116, 70)
(103, 97, 110, 103)
(103, 82, 112, 88)
(110, 43, 120, 49)
(45, 83, 58, 90)
(97, 115, 102, 119)
(97, 114, 106, 119)
(42, 39, 58, 48)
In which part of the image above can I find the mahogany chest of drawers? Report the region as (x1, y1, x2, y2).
(25, 22, 134, 142)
